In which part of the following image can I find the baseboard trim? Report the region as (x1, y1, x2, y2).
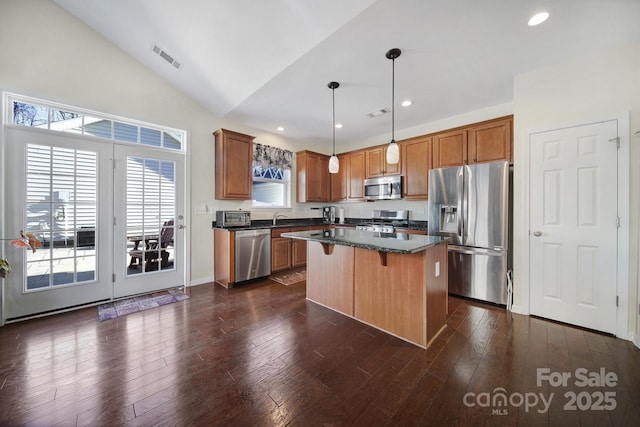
(189, 276, 215, 287)
(510, 304, 526, 315)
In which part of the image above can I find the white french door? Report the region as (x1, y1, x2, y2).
(113, 144, 185, 298)
(3, 127, 186, 320)
(3, 127, 113, 319)
(529, 120, 618, 334)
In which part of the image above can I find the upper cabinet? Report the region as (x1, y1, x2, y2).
(432, 129, 467, 168)
(347, 150, 366, 201)
(214, 128, 254, 200)
(432, 116, 513, 168)
(330, 153, 348, 202)
(329, 150, 365, 202)
(468, 117, 512, 164)
(401, 136, 432, 200)
(296, 150, 330, 202)
(365, 145, 402, 178)
(298, 115, 512, 203)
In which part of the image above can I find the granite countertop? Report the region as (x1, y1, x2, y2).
(212, 218, 428, 231)
(281, 228, 447, 254)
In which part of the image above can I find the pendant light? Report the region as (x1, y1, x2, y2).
(328, 81, 340, 174)
(385, 48, 401, 164)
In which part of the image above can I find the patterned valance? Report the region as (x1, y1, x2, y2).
(252, 143, 293, 180)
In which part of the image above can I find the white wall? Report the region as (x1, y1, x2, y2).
(512, 42, 640, 338)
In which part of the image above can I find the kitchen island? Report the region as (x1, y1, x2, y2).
(282, 229, 448, 348)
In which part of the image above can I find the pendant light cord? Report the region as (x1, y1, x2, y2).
(332, 86, 336, 155)
(391, 56, 395, 142)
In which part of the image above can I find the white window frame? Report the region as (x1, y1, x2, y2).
(4, 93, 187, 152)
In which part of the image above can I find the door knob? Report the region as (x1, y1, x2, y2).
(533, 231, 542, 237)
(178, 224, 186, 230)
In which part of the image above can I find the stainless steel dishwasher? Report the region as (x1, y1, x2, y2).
(234, 228, 271, 282)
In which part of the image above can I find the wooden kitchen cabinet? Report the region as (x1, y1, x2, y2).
(271, 226, 313, 272)
(432, 128, 467, 168)
(214, 228, 235, 288)
(330, 154, 348, 202)
(296, 150, 330, 202)
(271, 227, 293, 272)
(292, 238, 307, 267)
(432, 116, 513, 168)
(365, 145, 401, 178)
(214, 128, 254, 200)
(468, 116, 513, 164)
(401, 135, 432, 200)
(272, 237, 292, 272)
(347, 150, 366, 200)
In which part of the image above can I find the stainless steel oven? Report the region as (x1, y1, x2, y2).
(364, 175, 403, 201)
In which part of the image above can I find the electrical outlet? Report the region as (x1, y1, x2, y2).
(435, 261, 440, 277)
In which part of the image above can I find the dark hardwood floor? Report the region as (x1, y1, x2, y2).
(1, 279, 639, 426)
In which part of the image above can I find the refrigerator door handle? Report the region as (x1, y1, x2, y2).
(456, 168, 464, 238)
(449, 245, 505, 257)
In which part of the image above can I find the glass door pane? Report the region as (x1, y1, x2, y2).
(125, 157, 175, 275)
(113, 145, 184, 298)
(3, 127, 112, 320)
(25, 145, 97, 289)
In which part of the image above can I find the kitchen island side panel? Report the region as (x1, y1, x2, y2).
(425, 242, 448, 342)
(354, 248, 428, 347)
(306, 241, 355, 316)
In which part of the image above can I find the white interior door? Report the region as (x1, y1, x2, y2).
(3, 127, 112, 320)
(113, 144, 185, 298)
(529, 120, 618, 334)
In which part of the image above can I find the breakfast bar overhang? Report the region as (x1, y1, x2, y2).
(282, 229, 449, 348)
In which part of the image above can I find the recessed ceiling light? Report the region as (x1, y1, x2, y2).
(401, 100, 413, 107)
(335, 123, 343, 129)
(277, 126, 285, 132)
(528, 12, 549, 26)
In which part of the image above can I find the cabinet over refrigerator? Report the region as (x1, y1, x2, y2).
(428, 161, 511, 305)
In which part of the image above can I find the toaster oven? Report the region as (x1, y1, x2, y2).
(216, 210, 251, 227)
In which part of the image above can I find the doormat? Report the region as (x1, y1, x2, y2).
(270, 268, 306, 286)
(98, 288, 189, 321)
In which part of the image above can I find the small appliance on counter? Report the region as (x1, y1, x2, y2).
(322, 206, 336, 224)
(215, 210, 251, 227)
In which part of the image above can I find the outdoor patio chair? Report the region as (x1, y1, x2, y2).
(128, 220, 174, 271)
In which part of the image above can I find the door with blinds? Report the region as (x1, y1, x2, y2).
(112, 144, 185, 298)
(3, 129, 186, 320)
(3, 127, 113, 319)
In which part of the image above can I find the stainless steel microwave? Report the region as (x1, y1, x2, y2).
(215, 210, 251, 227)
(364, 175, 403, 201)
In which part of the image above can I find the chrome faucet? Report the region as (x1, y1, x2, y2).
(272, 212, 287, 225)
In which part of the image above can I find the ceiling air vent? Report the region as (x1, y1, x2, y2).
(366, 108, 390, 118)
(152, 44, 181, 70)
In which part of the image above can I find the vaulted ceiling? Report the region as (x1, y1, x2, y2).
(53, 0, 640, 148)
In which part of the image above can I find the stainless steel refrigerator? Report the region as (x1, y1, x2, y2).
(428, 161, 511, 305)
